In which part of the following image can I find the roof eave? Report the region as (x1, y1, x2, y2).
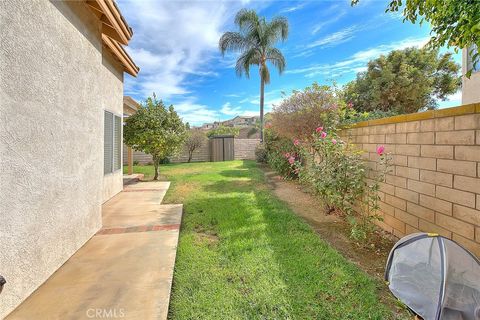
(86, 0, 132, 45)
(102, 34, 139, 77)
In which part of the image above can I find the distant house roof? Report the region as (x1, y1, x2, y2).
(123, 96, 140, 115)
(86, 0, 139, 77)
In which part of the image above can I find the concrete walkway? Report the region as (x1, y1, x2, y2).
(7, 181, 182, 320)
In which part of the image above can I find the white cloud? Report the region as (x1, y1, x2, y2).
(118, 0, 242, 99)
(225, 93, 241, 98)
(241, 110, 260, 117)
(287, 36, 431, 78)
(281, 3, 306, 13)
(306, 26, 357, 49)
(220, 102, 242, 116)
(174, 99, 219, 125)
(311, 12, 346, 35)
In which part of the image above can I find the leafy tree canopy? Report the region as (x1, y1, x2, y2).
(124, 95, 187, 179)
(352, 0, 480, 75)
(343, 47, 460, 114)
(206, 125, 240, 138)
(271, 82, 345, 141)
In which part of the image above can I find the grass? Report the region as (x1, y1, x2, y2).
(125, 161, 396, 319)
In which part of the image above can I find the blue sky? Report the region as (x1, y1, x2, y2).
(117, 0, 462, 126)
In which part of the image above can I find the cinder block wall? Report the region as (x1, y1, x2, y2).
(234, 139, 260, 160)
(123, 138, 260, 164)
(342, 104, 480, 256)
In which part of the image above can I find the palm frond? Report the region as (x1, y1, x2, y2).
(234, 9, 260, 35)
(260, 65, 271, 84)
(218, 32, 250, 56)
(266, 48, 286, 74)
(236, 48, 261, 78)
(265, 17, 289, 44)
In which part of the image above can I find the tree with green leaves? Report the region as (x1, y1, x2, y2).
(352, 0, 480, 76)
(206, 125, 239, 138)
(219, 9, 288, 142)
(343, 47, 460, 114)
(124, 95, 187, 180)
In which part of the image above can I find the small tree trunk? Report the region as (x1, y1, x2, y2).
(259, 76, 265, 143)
(188, 150, 193, 163)
(153, 155, 160, 180)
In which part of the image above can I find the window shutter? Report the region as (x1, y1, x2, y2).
(104, 111, 114, 174)
(113, 115, 122, 171)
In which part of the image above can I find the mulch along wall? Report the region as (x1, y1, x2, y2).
(342, 103, 480, 256)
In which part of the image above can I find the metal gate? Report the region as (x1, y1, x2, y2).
(210, 135, 234, 161)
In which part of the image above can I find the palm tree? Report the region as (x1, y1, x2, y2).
(219, 9, 288, 142)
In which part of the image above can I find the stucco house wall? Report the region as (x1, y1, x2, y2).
(0, 1, 127, 317)
(462, 48, 480, 105)
(102, 52, 125, 203)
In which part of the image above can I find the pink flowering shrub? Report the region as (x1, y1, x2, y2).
(298, 127, 392, 241)
(263, 127, 302, 179)
(264, 82, 393, 241)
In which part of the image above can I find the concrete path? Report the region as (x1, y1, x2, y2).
(7, 181, 182, 320)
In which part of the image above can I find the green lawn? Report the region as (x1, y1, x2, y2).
(126, 161, 397, 319)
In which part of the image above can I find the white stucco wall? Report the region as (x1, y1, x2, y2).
(102, 52, 125, 203)
(462, 48, 480, 104)
(0, 0, 124, 317)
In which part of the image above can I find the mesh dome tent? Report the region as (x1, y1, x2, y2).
(385, 233, 480, 320)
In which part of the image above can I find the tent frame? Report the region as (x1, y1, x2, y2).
(384, 232, 480, 320)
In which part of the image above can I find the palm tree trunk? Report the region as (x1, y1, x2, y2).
(259, 76, 265, 142)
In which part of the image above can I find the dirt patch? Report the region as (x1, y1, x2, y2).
(259, 165, 410, 319)
(193, 227, 219, 247)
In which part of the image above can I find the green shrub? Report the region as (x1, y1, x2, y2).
(160, 157, 170, 164)
(300, 128, 365, 216)
(206, 125, 239, 138)
(341, 109, 399, 125)
(264, 128, 301, 179)
(254, 143, 268, 163)
(299, 128, 392, 240)
(264, 82, 394, 242)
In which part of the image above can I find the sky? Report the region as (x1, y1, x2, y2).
(116, 0, 463, 126)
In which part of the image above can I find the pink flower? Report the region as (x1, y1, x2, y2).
(315, 126, 323, 133)
(377, 145, 385, 155)
(293, 139, 300, 146)
(347, 102, 353, 108)
(288, 156, 295, 164)
(332, 139, 337, 144)
(284, 152, 291, 158)
(320, 131, 327, 139)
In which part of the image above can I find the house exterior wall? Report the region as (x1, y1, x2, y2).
(102, 53, 124, 203)
(0, 1, 124, 317)
(462, 48, 480, 104)
(341, 104, 480, 257)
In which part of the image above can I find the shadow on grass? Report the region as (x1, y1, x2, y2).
(169, 162, 395, 319)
